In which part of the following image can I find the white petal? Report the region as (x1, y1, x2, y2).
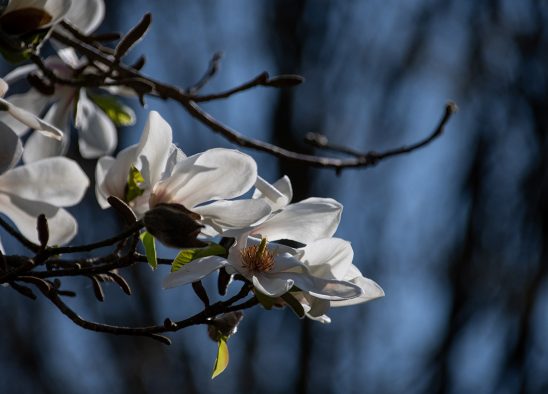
(0, 97, 63, 140)
(301, 238, 354, 280)
(22, 99, 72, 163)
(193, 199, 271, 234)
(95, 156, 115, 209)
(331, 277, 384, 307)
(152, 148, 257, 208)
(252, 176, 291, 211)
(0, 90, 50, 136)
(0, 193, 78, 245)
(63, 0, 104, 34)
(0, 122, 22, 173)
(134, 111, 173, 188)
(0, 157, 89, 206)
(76, 93, 117, 158)
(161, 145, 187, 180)
(252, 274, 293, 297)
(269, 271, 363, 300)
(251, 197, 342, 244)
(162, 256, 226, 289)
(101, 145, 139, 202)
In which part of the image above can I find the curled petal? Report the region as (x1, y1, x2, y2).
(251, 197, 342, 244)
(163, 256, 226, 289)
(0, 97, 63, 140)
(0, 157, 89, 206)
(253, 176, 292, 211)
(269, 271, 363, 301)
(0, 90, 51, 136)
(0, 194, 77, 245)
(252, 274, 293, 298)
(330, 277, 385, 307)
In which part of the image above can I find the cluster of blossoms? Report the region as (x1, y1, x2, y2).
(0, 0, 383, 376)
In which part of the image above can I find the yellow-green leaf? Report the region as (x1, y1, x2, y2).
(211, 337, 229, 379)
(125, 164, 145, 203)
(140, 231, 157, 270)
(88, 93, 136, 126)
(171, 244, 226, 272)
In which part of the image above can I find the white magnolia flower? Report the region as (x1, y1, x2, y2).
(164, 235, 364, 301)
(0, 78, 63, 141)
(0, 0, 72, 36)
(293, 238, 384, 323)
(0, 124, 89, 245)
(95, 111, 270, 234)
(164, 175, 382, 307)
(0, 48, 125, 162)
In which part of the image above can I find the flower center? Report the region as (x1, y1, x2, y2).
(240, 238, 274, 274)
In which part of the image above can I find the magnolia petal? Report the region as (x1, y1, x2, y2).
(64, 0, 104, 34)
(76, 93, 117, 158)
(0, 122, 22, 173)
(252, 274, 293, 297)
(252, 176, 291, 211)
(331, 277, 385, 307)
(0, 157, 89, 206)
(301, 238, 354, 280)
(0, 97, 63, 140)
(154, 148, 257, 208)
(134, 111, 173, 188)
(251, 197, 342, 244)
(270, 271, 363, 300)
(22, 99, 72, 163)
(162, 256, 226, 289)
(161, 145, 187, 180)
(193, 199, 271, 234)
(100, 145, 139, 201)
(0, 90, 51, 136)
(95, 156, 115, 209)
(0, 193, 77, 245)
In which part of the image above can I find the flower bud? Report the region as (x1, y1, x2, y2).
(207, 311, 244, 342)
(143, 203, 206, 248)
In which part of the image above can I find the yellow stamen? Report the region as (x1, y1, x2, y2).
(240, 238, 274, 274)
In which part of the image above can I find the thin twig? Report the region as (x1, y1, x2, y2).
(187, 52, 223, 94)
(48, 29, 458, 170)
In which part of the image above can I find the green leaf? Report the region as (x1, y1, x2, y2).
(171, 244, 226, 272)
(125, 164, 145, 203)
(140, 231, 157, 270)
(88, 93, 136, 126)
(211, 336, 229, 379)
(281, 292, 305, 318)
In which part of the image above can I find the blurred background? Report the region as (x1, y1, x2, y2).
(1, 0, 548, 393)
